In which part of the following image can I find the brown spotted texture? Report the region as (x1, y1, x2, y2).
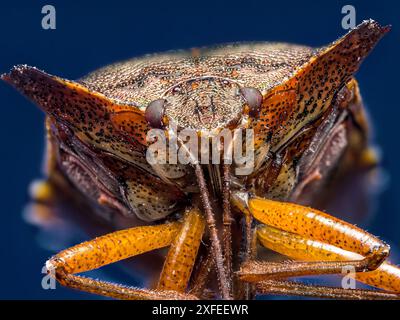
(1, 20, 388, 222)
(80, 44, 313, 105)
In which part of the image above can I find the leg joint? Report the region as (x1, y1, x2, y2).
(363, 243, 390, 271)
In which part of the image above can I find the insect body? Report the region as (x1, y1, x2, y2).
(3, 19, 400, 300)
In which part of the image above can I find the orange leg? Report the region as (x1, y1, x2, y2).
(46, 210, 204, 300)
(157, 208, 205, 292)
(240, 226, 400, 299)
(232, 192, 400, 299)
(253, 225, 400, 292)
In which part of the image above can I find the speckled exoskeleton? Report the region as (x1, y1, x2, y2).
(3, 19, 400, 300)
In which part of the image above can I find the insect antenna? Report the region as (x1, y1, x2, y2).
(174, 131, 231, 299)
(194, 163, 232, 300)
(222, 163, 233, 296)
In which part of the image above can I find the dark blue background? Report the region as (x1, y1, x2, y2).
(0, 0, 399, 299)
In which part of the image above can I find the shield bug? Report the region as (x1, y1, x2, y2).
(2, 19, 400, 300)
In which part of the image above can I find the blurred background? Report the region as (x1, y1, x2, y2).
(0, 0, 399, 299)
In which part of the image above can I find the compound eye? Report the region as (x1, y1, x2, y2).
(240, 87, 263, 116)
(145, 99, 166, 129)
